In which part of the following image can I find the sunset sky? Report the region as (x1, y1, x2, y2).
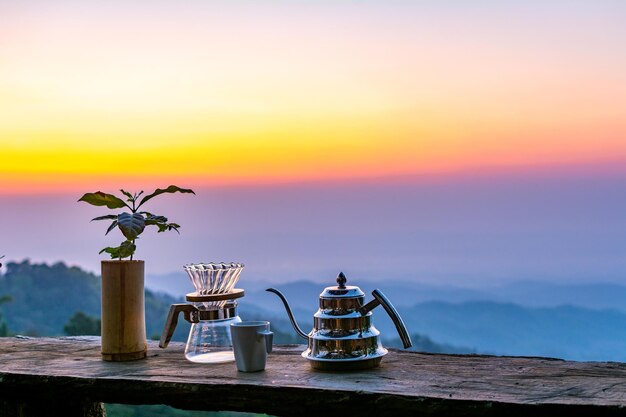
(2, 1, 626, 193)
(1, 1, 626, 285)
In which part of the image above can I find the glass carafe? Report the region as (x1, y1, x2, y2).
(159, 262, 246, 363)
(185, 315, 242, 363)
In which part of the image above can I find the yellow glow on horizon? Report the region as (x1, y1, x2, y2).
(2, 2, 626, 194)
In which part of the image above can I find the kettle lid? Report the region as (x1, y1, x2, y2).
(320, 272, 364, 298)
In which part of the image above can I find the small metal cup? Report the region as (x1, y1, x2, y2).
(231, 321, 273, 372)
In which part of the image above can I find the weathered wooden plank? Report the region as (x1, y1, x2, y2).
(0, 337, 625, 416)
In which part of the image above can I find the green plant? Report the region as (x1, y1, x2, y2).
(79, 186, 195, 260)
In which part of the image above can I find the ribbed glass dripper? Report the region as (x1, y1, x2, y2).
(183, 262, 244, 295)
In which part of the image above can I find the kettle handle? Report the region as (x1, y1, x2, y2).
(361, 290, 413, 349)
(159, 304, 199, 349)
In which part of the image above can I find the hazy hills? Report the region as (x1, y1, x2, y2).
(403, 301, 626, 361)
(3, 260, 626, 361)
(147, 272, 626, 312)
(0, 260, 466, 353)
(235, 278, 626, 361)
(0, 260, 185, 341)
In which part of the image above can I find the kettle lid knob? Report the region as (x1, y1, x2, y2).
(321, 272, 363, 298)
(336, 272, 347, 289)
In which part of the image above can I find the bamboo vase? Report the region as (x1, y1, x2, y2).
(101, 260, 147, 361)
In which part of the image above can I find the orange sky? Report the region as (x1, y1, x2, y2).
(2, 1, 626, 194)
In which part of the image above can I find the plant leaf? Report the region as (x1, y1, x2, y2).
(154, 222, 180, 233)
(99, 247, 117, 257)
(91, 214, 118, 222)
(78, 192, 128, 209)
(136, 185, 195, 209)
(99, 240, 136, 259)
(145, 215, 168, 225)
(144, 214, 181, 234)
(117, 212, 145, 240)
(105, 220, 118, 235)
(120, 189, 134, 202)
(118, 240, 136, 258)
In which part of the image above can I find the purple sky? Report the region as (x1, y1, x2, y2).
(2, 167, 626, 287)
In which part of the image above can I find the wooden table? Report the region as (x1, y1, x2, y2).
(0, 337, 625, 416)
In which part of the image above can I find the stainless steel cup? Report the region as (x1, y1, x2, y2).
(231, 321, 273, 372)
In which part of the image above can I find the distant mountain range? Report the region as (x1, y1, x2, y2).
(234, 279, 626, 361)
(404, 301, 626, 361)
(148, 272, 626, 361)
(148, 272, 626, 311)
(3, 260, 626, 362)
(0, 260, 466, 353)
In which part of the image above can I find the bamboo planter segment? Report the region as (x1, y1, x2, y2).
(101, 260, 147, 361)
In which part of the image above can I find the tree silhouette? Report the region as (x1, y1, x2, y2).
(0, 295, 10, 337)
(63, 311, 101, 336)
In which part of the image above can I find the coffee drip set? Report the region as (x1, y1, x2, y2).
(159, 262, 412, 371)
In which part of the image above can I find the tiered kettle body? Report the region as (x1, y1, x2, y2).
(267, 272, 412, 370)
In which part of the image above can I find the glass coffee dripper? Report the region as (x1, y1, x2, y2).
(159, 262, 245, 363)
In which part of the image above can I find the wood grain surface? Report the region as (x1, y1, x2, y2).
(1, 337, 625, 416)
(100, 260, 146, 361)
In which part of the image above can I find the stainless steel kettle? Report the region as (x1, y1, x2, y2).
(267, 272, 412, 370)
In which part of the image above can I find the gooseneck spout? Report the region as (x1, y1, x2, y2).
(266, 288, 309, 340)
